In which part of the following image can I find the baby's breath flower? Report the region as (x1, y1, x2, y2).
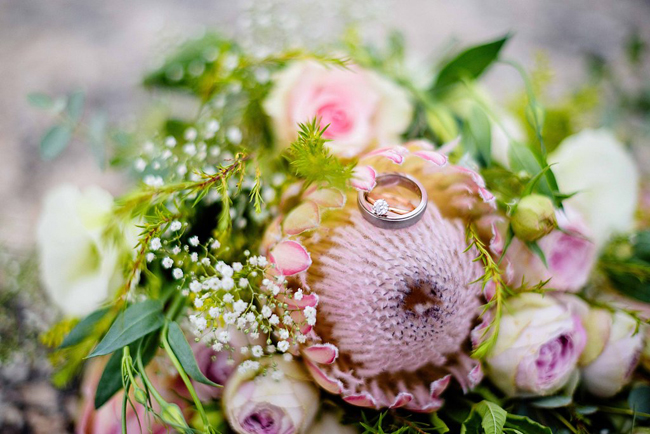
(190, 252, 199, 262)
(217, 330, 230, 343)
(224, 312, 237, 325)
(251, 345, 264, 358)
(222, 277, 235, 291)
(223, 294, 234, 303)
(294, 289, 303, 301)
(172, 246, 181, 255)
(165, 136, 176, 147)
(211, 240, 221, 250)
(189, 236, 200, 247)
(233, 300, 247, 314)
(189, 280, 202, 293)
(209, 307, 221, 318)
(201, 257, 211, 266)
(279, 329, 290, 340)
(269, 315, 280, 326)
(162, 257, 174, 269)
(194, 298, 204, 308)
(146, 252, 155, 262)
(212, 342, 223, 352)
(277, 341, 290, 352)
(170, 221, 182, 231)
(173, 268, 184, 280)
(238, 278, 249, 288)
(150, 237, 162, 251)
(232, 262, 243, 272)
(261, 306, 272, 318)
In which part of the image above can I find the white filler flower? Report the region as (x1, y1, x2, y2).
(37, 184, 126, 317)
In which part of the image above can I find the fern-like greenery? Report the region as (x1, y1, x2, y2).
(285, 119, 355, 190)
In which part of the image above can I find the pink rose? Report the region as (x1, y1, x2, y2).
(507, 207, 597, 292)
(173, 341, 236, 401)
(264, 61, 412, 158)
(479, 293, 587, 397)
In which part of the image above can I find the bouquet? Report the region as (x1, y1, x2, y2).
(28, 25, 650, 434)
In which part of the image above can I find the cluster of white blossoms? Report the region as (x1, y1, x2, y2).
(145, 225, 315, 374)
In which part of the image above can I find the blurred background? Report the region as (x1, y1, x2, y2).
(0, 0, 649, 432)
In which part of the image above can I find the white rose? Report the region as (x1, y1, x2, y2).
(36, 184, 125, 317)
(549, 129, 639, 249)
(224, 356, 319, 434)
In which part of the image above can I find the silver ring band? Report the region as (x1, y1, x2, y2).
(357, 173, 427, 229)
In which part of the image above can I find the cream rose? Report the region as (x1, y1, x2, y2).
(263, 61, 412, 158)
(223, 356, 319, 434)
(36, 184, 127, 317)
(549, 129, 639, 249)
(479, 293, 586, 397)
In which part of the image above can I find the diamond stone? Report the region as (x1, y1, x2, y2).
(372, 199, 389, 216)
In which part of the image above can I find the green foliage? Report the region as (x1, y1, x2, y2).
(462, 105, 492, 167)
(88, 300, 164, 358)
(431, 35, 510, 93)
(167, 321, 221, 387)
(601, 231, 650, 303)
(286, 119, 355, 190)
(59, 307, 109, 349)
(40, 124, 73, 160)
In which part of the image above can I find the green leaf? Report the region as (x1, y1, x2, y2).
(66, 90, 85, 122)
(27, 92, 53, 109)
(88, 300, 164, 358)
(167, 321, 220, 387)
(526, 241, 548, 268)
(40, 124, 73, 160)
(432, 35, 510, 93)
(431, 413, 450, 433)
(521, 165, 554, 197)
(463, 105, 492, 167)
(531, 395, 572, 409)
(88, 113, 107, 169)
(59, 307, 109, 349)
(475, 401, 507, 434)
(629, 385, 650, 420)
(94, 333, 159, 409)
(505, 414, 552, 434)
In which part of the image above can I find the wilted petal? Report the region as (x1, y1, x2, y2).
(351, 166, 377, 191)
(429, 375, 451, 398)
(283, 201, 320, 235)
(343, 393, 377, 408)
(270, 240, 312, 276)
(304, 359, 343, 394)
(389, 393, 413, 408)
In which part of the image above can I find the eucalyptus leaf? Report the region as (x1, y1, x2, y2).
(628, 385, 650, 420)
(40, 124, 73, 160)
(94, 333, 159, 409)
(88, 113, 107, 169)
(88, 300, 164, 358)
(66, 90, 85, 122)
(59, 307, 110, 349)
(167, 321, 220, 387)
(27, 92, 53, 109)
(432, 34, 510, 93)
(475, 400, 507, 434)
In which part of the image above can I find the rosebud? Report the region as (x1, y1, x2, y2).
(160, 403, 189, 430)
(511, 194, 557, 242)
(223, 356, 319, 434)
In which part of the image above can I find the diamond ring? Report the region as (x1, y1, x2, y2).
(357, 173, 428, 229)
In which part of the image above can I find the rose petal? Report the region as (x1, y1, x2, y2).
(269, 240, 312, 276)
(304, 360, 342, 394)
(304, 188, 346, 209)
(363, 146, 409, 165)
(303, 344, 339, 365)
(351, 165, 377, 192)
(412, 150, 448, 166)
(283, 201, 320, 235)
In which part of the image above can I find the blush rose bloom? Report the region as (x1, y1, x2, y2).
(549, 129, 639, 249)
(263, 61, 412, 158)
(223, 356, 319, 434)
(37, 185, 135, 317)
(479, 293, 587, 397)
(506, 206, 597, 292)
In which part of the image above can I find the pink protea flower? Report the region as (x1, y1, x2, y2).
(262, 141, 494, 411)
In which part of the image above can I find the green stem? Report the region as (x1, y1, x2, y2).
(161, 323, 212, 432)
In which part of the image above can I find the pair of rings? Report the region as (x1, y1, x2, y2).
(357, 173, 427, 229)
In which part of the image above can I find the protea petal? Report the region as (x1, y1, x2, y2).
(429, 375, 452, 397)
(351, 165, 377, 191)
(363, 146, 409, 165)
(304, 187, 346, 209)
(390, 392, 413, 408)
(412, 150, 448, 167)
(407, 398, 445, 413)
(304, 360, 343, 394)
(343, 393, 377, 408)
(269, 240, 312, 276)
(283, 201, 320, 235)
(302, 344, 339, 365)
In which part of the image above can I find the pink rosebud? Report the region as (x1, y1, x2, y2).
(480, 293, 587, 397)
(506, 207, 597, 292)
